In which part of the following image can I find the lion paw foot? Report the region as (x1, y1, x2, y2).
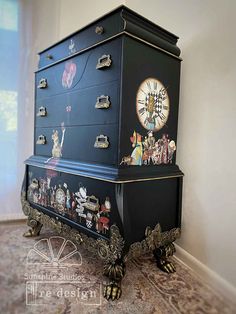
(157, 259, 176, 273)
(103, 281, 122, 300)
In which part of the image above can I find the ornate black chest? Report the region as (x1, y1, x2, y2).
(21, 5, 183, 300)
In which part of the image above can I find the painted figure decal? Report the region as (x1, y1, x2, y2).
(27, 176, 111, 236)
(121, 131, 176, 166)
(51, 123, 66, 158)
(130, 131, 143, 165)
(68, 39, 76, 55)
(62, 61, 77, 88)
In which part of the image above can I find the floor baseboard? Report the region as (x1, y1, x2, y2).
(175, 244, 236, 304)
(0, 214, 26, 223)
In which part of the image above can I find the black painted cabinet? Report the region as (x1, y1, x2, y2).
(23, 5, 183, 251)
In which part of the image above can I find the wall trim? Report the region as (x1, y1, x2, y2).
(175, 244, 236, 304)
(0, 214, 26, 222)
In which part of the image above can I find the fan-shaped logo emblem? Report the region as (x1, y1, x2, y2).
(27, 236, 82, 268)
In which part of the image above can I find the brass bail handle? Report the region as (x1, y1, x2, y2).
(37, 106, 47, 117)
(96, 54, 112, 70)
(37, 78, 48, 89)
(94, 135, 109, 149)
(36, 135, 46, 145)
(95, 95, 110, 109)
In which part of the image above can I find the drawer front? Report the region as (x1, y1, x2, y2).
(35, 125, 118, 165)
(36, 38, 121, 100)
(35, 82, 119, 128)
(38, 11, 123, 68)
(26, 165, 121, 239)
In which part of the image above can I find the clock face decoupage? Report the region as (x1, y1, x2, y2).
(136, 78, 169, 132)
(121, 77, 177, 167)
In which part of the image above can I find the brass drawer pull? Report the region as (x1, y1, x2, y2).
(95, 95, 110, 109)
(37, 78, 48, 89)
(94, 135, 109, 149)
(36, 135, 46, 145)
(95, 26, 104, 35)
(96, 54, 112, 69)
(46, 54, 53, 60)
(83, 195, 100, 211)
(36, 106, 47, 117)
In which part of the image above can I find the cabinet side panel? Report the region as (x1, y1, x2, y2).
(119, 36, 181, 169)
(123, 177, 181, 245)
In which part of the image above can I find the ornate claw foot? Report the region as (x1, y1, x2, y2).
(153, 242, 176, 273)
(103, 258, 125, 300)
(104, 281, 122, 300)
(23, 218, 43, 237)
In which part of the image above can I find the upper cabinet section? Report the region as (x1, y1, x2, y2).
(38, 6, 181, 70)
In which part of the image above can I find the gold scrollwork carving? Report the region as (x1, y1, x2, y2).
(21, 191, 180, 262)
(126, 223, 181, 260)
(21, 192, 124, 263)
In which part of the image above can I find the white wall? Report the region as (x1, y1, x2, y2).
(21, 0, 236, 292)
(59, 0, 125, 38)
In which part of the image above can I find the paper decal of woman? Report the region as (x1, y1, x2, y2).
(130, 131, 143, 165)
(51, 123, 66, 158)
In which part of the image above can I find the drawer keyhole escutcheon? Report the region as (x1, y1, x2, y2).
(95, 95, 110, 109)
(37, 106, 47, 117)
(36, 135, 46, 145)
(94, 135, 109, 149)
(95, 26, 104, 35)
(96, 54, 112, 69)
(37, 78, 48, 89)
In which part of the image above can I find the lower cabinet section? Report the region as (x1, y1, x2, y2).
(26, 165, 122, 239)
(25, 164, 182, 246)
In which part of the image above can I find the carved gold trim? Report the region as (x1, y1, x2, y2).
(21, 192, 180, 263)
(125, 223, 181, 260)
(21, 192, 123, 264)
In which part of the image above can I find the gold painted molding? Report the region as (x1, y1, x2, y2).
(21, 191, 181, 262)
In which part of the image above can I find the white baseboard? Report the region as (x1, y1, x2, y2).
(175, 244, 236, 304)
(0, 213, 26, 222)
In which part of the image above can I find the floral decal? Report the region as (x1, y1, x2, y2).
(62, 61, 77, 88)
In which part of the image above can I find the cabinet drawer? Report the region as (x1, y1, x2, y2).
(36, 38, 121, 100)
(35, 125, 118, 165)
(26, 165, 122, 239)
(35, 82, 119, 127)
(38, 11, 123, 68)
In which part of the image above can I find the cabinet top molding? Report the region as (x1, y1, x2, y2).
(38, 5, 181, 67)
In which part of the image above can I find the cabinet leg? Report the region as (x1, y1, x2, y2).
(153, 242, 176, 273)
(23, 218, 43, 237)
(103, 258, 126, 300)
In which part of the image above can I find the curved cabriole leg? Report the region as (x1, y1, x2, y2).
(153, 242, 176, 273)
(103, 258, 126, 301)
(23, 218, 43, 237)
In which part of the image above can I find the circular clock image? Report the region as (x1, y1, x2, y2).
(136, 77, 170, 132)
(55, 187, 66, 210)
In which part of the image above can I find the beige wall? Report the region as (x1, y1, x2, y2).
(59, 0, 125, 38)
(33, 0, 236, 289)
(126, 0, 236, 289)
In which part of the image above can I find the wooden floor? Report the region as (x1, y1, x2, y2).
(0, 221, 235, 314)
